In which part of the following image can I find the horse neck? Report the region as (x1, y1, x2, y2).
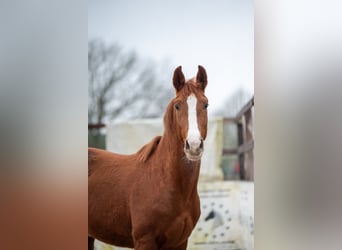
(157, 105, 201, 200)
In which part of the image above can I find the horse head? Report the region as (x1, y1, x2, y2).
(170, 65, 209, 161)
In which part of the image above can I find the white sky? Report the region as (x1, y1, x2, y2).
(88, 0, 254, 112)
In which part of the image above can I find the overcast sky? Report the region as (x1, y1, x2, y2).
(88, 0, 254, 112)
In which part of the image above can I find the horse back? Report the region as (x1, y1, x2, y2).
(88, 147, 132, 175)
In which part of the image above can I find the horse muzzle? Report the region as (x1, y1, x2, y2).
(184, 139, 204, 161)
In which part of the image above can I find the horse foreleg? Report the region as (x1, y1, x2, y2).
(165, 240, 188, 250)
(88, 236, 94, 250)
(134, 234, 158, 250)
(176, 240, 188, 250)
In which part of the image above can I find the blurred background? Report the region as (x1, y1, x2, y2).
(3, 0, 341, 250)
(88, 0, 253, 121)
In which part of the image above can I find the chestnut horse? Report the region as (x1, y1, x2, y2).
(88, 65, 209, 250)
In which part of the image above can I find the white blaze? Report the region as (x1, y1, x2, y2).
(187, 94, 201, 148)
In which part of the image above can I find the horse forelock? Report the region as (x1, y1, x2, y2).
(178, 79, 204, 98)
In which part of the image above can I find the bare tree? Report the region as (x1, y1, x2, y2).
(88, 40, 172, 124)
(214, 88, 253, 117)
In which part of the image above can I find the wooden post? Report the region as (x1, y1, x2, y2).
(222, 97, 254, 181)
(245, 109, 254, 180)
(237, 122, 245, 180)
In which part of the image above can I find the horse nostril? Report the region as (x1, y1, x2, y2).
(185, 140, 190, 150)
(200, 140, 203, 149)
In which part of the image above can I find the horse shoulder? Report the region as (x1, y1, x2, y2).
(136, 136, 162, 163)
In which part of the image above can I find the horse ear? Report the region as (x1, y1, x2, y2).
(173, 66, 185, 92)
(196, 65, 207, 91)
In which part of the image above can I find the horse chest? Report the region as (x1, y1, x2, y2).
(166, 211, 196, 243)
(157, 197, 200, 248)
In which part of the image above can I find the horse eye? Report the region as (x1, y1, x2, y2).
(204, 103, 209, 109)
(175, 103, 180, 110)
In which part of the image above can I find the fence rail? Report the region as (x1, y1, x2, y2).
(222, 96, 254, 181)
(88, 123, 106, 129)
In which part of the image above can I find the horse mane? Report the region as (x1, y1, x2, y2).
(137, 136, 162, 163)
